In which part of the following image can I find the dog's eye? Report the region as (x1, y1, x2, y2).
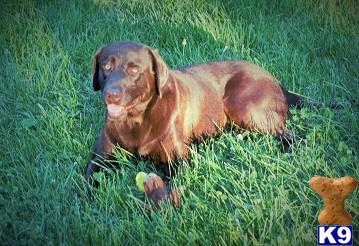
(126, 65, 141, 76)
(104, 64, 111, 71)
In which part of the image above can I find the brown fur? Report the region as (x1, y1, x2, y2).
(85, 41, 298, 198)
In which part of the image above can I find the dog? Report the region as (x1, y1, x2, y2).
(85, 41, 302, 199)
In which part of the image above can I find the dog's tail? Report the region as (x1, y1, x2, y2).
(281, 86, 343, 109)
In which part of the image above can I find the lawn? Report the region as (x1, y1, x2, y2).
(0, 0, 358, 245)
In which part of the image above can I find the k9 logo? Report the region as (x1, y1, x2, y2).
(318, 226, 352, 246)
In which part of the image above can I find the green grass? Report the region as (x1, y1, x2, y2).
(1, 0, 358, 245)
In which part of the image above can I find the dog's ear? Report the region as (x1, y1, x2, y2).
(147, 47, 169, 98)
(92, 47, 103, 91)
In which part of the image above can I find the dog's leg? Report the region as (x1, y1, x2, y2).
(276, 129, 301, 153)
(224, 74, 289, 135)
(85, 156, 112, 201)
(85, 129, 115, 200)
(85, 160, 101, 200)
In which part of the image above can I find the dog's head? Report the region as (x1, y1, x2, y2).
(92, 41, 169, 120)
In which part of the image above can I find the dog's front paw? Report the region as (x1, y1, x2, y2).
(143, 173, 183, 208)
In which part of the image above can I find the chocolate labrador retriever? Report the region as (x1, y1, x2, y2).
(85, 41, 302, 198)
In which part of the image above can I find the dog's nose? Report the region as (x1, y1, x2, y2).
(105, 91, 121, 104)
